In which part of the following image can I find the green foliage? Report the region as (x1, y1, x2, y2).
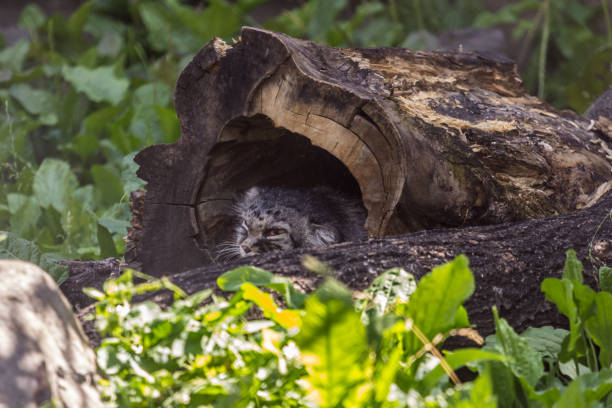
(92, 253, 612, 406)
(0, 230, 68, 283)
(478, 250, 612, 407)
(2, 0, 610, 280)
(94, 256, 511, 406)
(0, 0, 259, 267)
(475, 0, 612, 110)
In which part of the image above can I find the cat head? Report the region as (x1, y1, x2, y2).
(231, 186, 340, 257)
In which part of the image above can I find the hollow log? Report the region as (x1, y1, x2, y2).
(62, 188, 612, 342)
(134, 27, 612, 277)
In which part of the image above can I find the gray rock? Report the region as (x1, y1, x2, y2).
(585, 85, 612, 121)
(0, 260, 102, 408)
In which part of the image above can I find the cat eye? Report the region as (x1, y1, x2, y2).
(264, 228, 287, 237)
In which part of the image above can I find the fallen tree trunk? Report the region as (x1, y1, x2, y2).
(62, 189, 612, 339)
(132, 27, 612, 277)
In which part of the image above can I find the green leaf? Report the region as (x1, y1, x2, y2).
(585, 292, 612, 367)
(600, 267, 612, 294)
(0, 38, 30, 71)
(563, 249, 584, 283)
(241, 283, 300, 329)
(97, 31, 124, 58)
(6, 193, 41, 237)
(218, 266, 275, 291)
(308, 0, 348, 39)
(119, 152, 146, 193)
(296, 295, 368, 407)
(67, 1, 94, 36)
(155, 106, 181, 143)
(130, 82, 172, 145)
(0, 230, 69, 284)
(555, 369, 612, 408)
(18, 4, 46, 33)
(420, 348, 508, 392)
(91, 164, 124, 207)
(97, 217, 130, 235)
(362, 266, 417, 316)
(542, 277, 582, 353)
(33, 158, 78, 213)
(470, 371, 498, 408)
(61, 65, 129, 105)
(518, 326, 568, 359)
(401, 255, 475, 355)
(217, 266, 306, 308)
(9, 84, 55, 115)
(97, 223, 118, 258)
(491, 307, 544, 387)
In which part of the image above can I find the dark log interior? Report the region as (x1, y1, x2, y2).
(195, 114, 363, 260)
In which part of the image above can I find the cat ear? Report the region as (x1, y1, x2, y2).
(242, 186, 260, 202)
(309, 223, 340, 248)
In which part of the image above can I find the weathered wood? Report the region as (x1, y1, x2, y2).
(134, 27, 612, 276)
(62, 189, 612, 341)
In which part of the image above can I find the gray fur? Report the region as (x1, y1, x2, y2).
(216, 186, 367, 260)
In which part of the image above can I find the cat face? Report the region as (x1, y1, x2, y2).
(216, 187, 340, 260)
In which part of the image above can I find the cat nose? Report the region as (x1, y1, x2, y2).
(241, 245, 252, 254)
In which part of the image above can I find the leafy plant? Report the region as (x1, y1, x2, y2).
(0, 0, 259, 264)
(91, 252, 612, 406)
(93, 256, 509, 406)
(475, 0, 612, 110)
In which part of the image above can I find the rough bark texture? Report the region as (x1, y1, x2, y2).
(134, 27, 612, 277)
(62, 189, 612, 341)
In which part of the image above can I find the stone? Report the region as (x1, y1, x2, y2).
(0, 260, 102, 408)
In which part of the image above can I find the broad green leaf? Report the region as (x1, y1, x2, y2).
(218, 266, 276, 291)
(373, 347, 401, 403)
(33, 158, 78, 213)
(130, 82, 172, 145)
(491, 307, 544, 387)
(313, 278, 353, 306)
(296, 296, 368, 407)
(308, 0, 348, 39)
(0, 230, 69, 284)
(155, 106, 181, 143)
(362, 266, 417, 316)
(600, 267, 612, 294)
(119, 152, 146, 193)
(480, 361, 518, 408)
(0, 38, 29, 71)
(18, 4, 46, 33)
(217, 265, 306, 308)
(585, 292, 612, 367)
(518, 326, 568, 359)
(240, 283, 300, 329)
(579, 368, 612, 401)
(542, 278, 582, 353)
(97, 217, 130, 235)
(563, 249, 583, 283)
(62, 65, 129, 105)
(97, 31, 123, 58)
(91, 164, 124, 207)
(554, 370, 612, 408)
(9, 84, 55, 115)
(6, 193, 41, 237)
(97, 223, 118, 258)
(469, 372, 497, 408)
(67, 1, 94, 36)
(420, 348, 508, 392)
(402, 255, 474, 355)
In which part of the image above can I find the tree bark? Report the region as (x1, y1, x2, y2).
(62, 189, 612, 340)
(133, 26, 612, 277)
